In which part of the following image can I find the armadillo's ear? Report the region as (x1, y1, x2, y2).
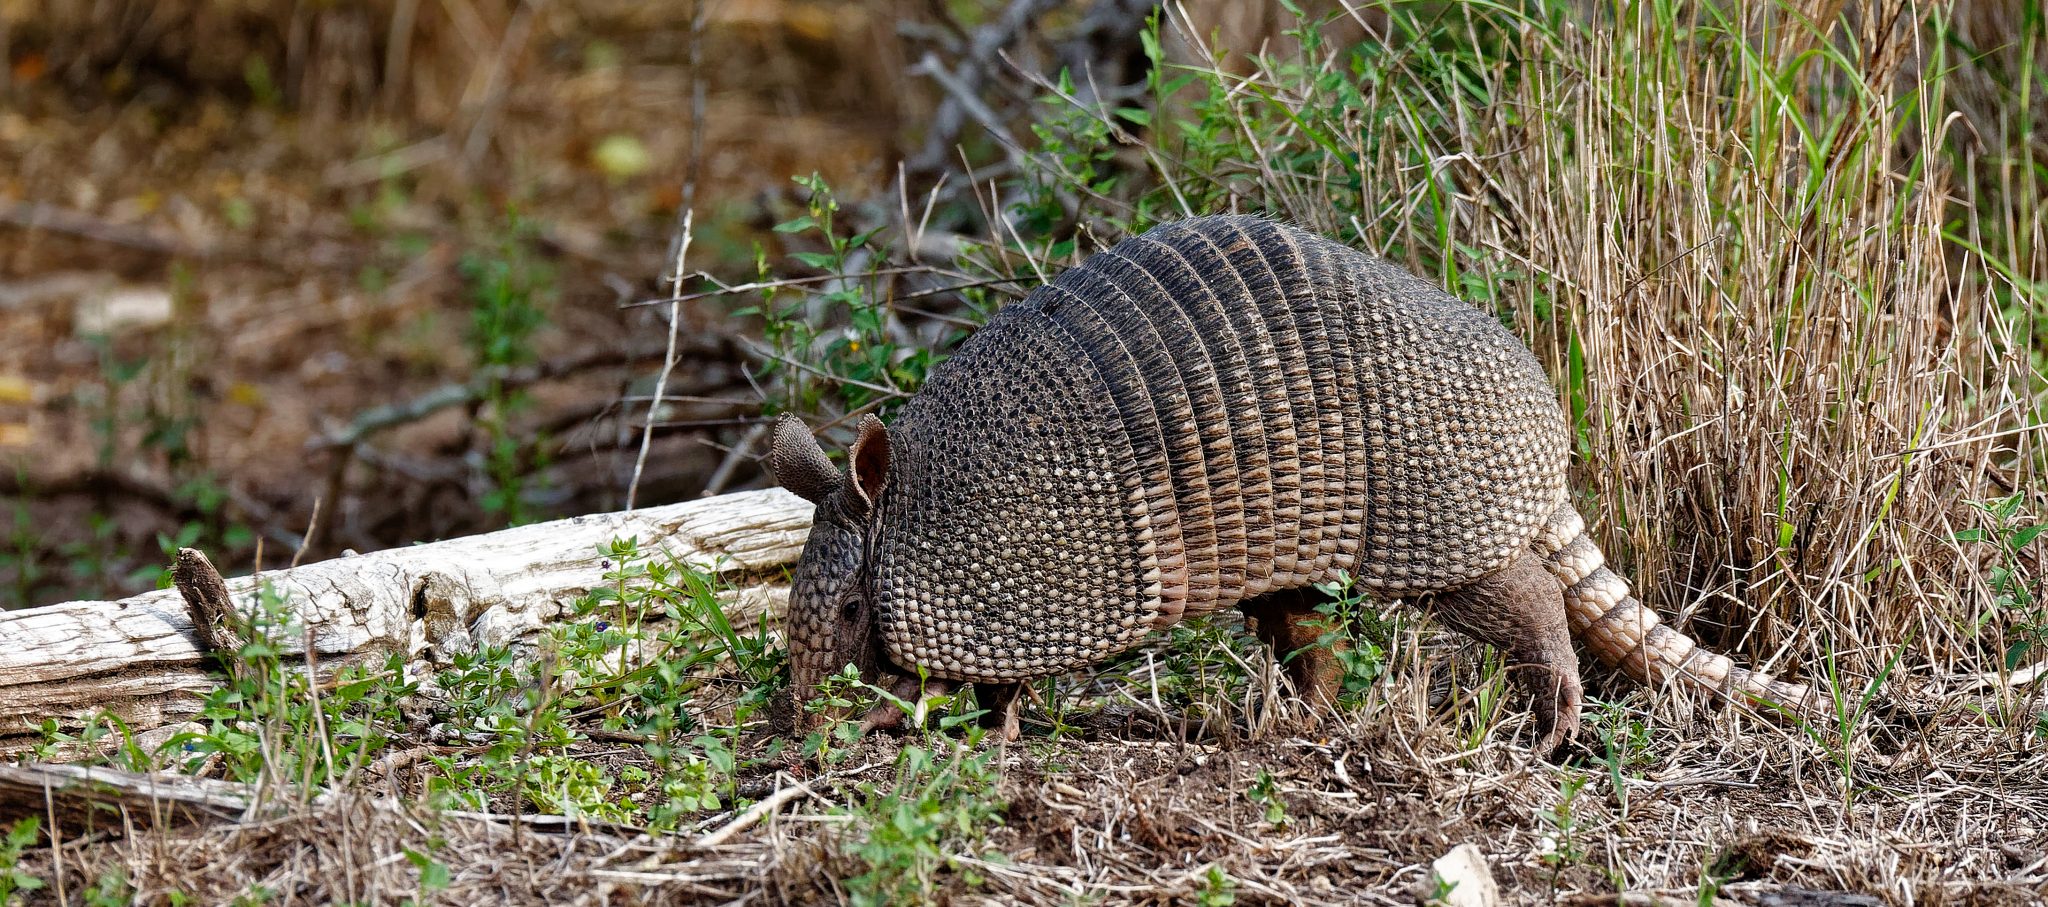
(767, 414, 842, 504)
(848, 413, 891, 508)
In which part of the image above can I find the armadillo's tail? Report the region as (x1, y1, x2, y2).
(1529, 504, 1825, 720)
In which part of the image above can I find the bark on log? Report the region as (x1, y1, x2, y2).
(0, 488, 813, 758)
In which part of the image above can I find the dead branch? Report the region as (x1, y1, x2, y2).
(171, 549, 239, 657)
(308, 342, 684, 451)
(905, 0, 1065, 175)
(0, 201, 211, 258)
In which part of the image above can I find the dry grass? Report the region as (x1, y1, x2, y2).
(14, 682, 2046, 904)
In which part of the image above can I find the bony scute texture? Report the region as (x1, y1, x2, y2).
(791, 214, 1821, 730)
(875, 216, 1567, 678)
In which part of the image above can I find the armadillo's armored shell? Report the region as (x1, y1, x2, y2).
(873, 215, 1569, 682)
(873, 304, 1162, 682)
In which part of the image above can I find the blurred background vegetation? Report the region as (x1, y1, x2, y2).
(0, 0, 977, 605)
(0, 0, 2043, 703)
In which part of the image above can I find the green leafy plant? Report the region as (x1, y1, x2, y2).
(837, 735, 1004, 907)
(1245, 769, 1288, 827)
(1590, 699, 1654, 822)
(402, 847, 452, 898)
(739, 173, 951, 421)
(1304, 570, 1392, 708)
(1193, 863, 1237, 906)
(165, 582, 412, 787)
(1955, 495, 2047, 674)
(5, 484, 44, 606)
(459, 213, 556, 525)
(1536, 771, 1590, 870)
(1810, 639, 1908, 805)
(0, 818, 44, 902)
(414, 538, 785, 829)
(801, 664, 879, 766)
(81, 868, 132, 907)
(522, 754, 631, 822)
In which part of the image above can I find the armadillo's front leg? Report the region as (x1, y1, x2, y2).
(1426, 551, 1584, 757)
(975, 682, 1025, 741)
(857, 675, 954, 733)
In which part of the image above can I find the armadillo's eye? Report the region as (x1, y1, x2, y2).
(840, 596, 861, 619)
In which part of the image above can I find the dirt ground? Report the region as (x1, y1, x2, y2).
(13, 649, 2047, 905)
(0, 0, 914, 608)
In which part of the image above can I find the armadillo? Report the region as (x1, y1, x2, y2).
(767, 215, 1818, 753)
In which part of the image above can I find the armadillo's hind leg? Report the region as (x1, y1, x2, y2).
(1239, 587, 1345, 706)
(1426, 551, 1584, 757)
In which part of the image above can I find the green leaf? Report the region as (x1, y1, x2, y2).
(2009, 525, 2046, 549)
(773, 215, 818, 234)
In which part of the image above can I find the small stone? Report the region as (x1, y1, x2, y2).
(1425, 843, 1498, 907)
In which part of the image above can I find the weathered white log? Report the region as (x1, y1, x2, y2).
(0, 763, 268, 831)
(0, 488, 814, 757)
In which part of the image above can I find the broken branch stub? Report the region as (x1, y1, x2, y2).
(0, 488, 813, 758)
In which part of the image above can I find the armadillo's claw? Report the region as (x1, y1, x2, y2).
(855, 672, 943, 734)
(858, 701, 907, 734)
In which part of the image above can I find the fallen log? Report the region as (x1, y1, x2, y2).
(0, 763, 266, 832)
(0, 488, 813, 758)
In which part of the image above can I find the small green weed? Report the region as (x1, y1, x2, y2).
(5, 488, 44, 606)
(0, 818, 44, 902)
(1589, 700, 1654, 822)
(459, 213, 556, 525)
(522, 754, 632, 822)
(32, 712, 151, 770)
(1809, 639, 1907, 804)
(401, 847, 452, 899)
(1458, 651, 1513, 752)
(1305, 570, 1392, 707)
(81, 868, 131, 907)
(1193, 863, 1237, 906)
(1698, 846, 1745, 907)
(1954, 495, 2047, 676)
(1106, 615, 1263, 739)
(837, 734, 1004, 907)
(1245, 769, 1288, 827)
(1536, 771, 1590, 871)
(167, 582, 412, 787)
(738, 173, 952, 420)
(799, 665, 874, 765)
